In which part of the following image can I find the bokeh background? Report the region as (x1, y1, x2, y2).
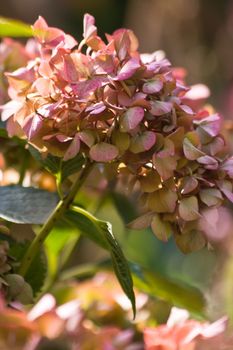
(1, 0, 233, 317)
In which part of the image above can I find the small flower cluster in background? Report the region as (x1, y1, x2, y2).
(2, 14, 233, 250)
(0, 272, 230, 350)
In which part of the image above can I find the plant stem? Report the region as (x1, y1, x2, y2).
(18, 162, 93, 277)
(60, 260, 111, 282)
(18, 153, 28, 185)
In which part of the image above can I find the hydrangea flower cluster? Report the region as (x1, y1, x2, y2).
(2, 14, 233, 249)
(0, 37, 37, 105)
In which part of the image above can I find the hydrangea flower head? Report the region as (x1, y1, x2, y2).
(2, 14, 233, 251)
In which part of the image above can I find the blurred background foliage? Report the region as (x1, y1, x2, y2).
(1, 0, 233, 319)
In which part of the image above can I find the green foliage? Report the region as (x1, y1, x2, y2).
(44, 224, 81, 281)
(0, 127, 8, 138)
(29, 145, 86, 182)
(0, 185, 58, 224)
(29, 146, 61, 174)
(10, 241, 47, 296)
(60, 259, 205, 318)
(0, 17, 33, 37)
(99, 220, 136, 318)
(67, 206, 136, 317)
(133, 267, 205, 316)
(61, 155, 86, 182)
(65, 210, 108, 250)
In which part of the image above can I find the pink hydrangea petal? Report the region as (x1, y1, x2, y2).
(112, 29, 131, 61)
(34, 77, 54, 97)
(1, 100, 23, 122)
(36, 102, 61, 118)
(38, 60, 53, 78)
(179, 196, 200, 221)
(184, 84, 210, 101)
(181, 177, 199, 195)
(183, 138, 205, 160)
(178, 104, 194, 115)
(197, 155, 218, 170)
(23, 114, 43, 140)
(78, 130, 95, 147)
(56, 135, 72, 142)
(130, 131, 156, 153)
(142, 79, 163, 94)
(94, 53, 115, 74)
(6, 65, 36, 90)
(217, 180, 233, 202)
(151, 214, 172, 241)
(194, 114, 221, 137)
(33, 16, 48, 33)
(63, 55, 79, 82)
(149, 100, 172, 116)
(90, 142, 119, 162)
(199, 317, 227, 339)
(63, 134, 81, 161)
(86, 102, 106, 115)
(127, 212, 153, 230)
(28, 294, 56, 321)
(120, 106, 144, 132)
(115, 58, 140, 81)
(220, 157, 233, 178)
(33, 16, 65, 47)
(72, 77, 107, 99)
(118, 91, 132, 107)
(145, 58, 171, 75)
(139, 131, 156, 151)
(153, 155, 177, 181)
(83, 13, 97, 41)
(6, 117, 23, 138)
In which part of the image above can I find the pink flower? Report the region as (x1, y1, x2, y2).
(144, 307, 227, 350)
(2, 13, 233, 251)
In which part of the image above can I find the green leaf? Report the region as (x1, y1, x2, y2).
(98, 220, 136, 318)
(67, 206, 136, 317)
(0, 128, 8, 138)
(29, 146, 60, 174)
(29, 146, 85, 181)
(9, 241, 47, 296)
(65, 210, 108, 250)
(61, 154, 86, 181)
(0, 17, 33, 37)
(0, 185, 58, 224)
(0, 121, 8, 138)
(133, 267, 205, 316)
